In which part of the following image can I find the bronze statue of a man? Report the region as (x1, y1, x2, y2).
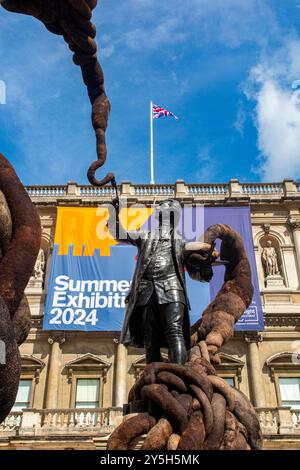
(112, 199, 218, 365)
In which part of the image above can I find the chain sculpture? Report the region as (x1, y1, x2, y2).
(1, 0, 115, 187)
(107, 225, 263, 450)
(0, 153, 41, 423)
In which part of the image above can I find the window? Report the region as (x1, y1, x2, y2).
(12, 379, 32, 411)
(222, 377, 235, 387)
(75, 378, 100, 409)
(279, 378, 300, 409)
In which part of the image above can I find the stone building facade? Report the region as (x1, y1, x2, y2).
(1, 179, 300, 450)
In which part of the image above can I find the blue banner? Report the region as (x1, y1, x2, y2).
(43, 205, 264, 332)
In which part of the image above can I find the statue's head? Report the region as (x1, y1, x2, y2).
(155, 199, 181, 229)
(266, 240, 272, 247)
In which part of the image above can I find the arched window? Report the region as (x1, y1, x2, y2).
(266, 352, 300, 409)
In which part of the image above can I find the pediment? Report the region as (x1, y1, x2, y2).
(65, 353, 111, 369)
(64, 353, 111, 383)
(214, 353, 244, 383)
(266, 352, 295, 366)
(20, 355, 45, 383)
(21, 355, 45, 369)
(218, 353, 244, 366)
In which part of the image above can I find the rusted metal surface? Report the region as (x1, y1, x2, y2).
(0, 153, 41, 423)
(1, 0, 113, 187)
(108, 350, 262, 451)
(108, 225, 262, 451)
(191, 223, 254, 363)
(0, 153, 41, 316)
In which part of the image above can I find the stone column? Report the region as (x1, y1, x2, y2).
(114, 341, 128, 407)
(288, 217, 300, 273)
(45, 336, 65, 409)
(245, 334, 266, 408)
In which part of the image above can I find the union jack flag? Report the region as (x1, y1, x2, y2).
(152, 103, 179, 120)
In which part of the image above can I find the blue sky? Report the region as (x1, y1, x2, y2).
(1, 0, 300, 185)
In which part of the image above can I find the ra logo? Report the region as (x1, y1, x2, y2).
(0, 80, 6, 105)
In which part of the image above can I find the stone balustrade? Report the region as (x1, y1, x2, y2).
(256, 407, 300, 435)
(241, 183, 283, 195)
(26, 185, 67, 197)
(256, 408, 279, 434)
(0, 412, 23, 435)
(1, 407, 300, 439)
(291, 409, 300, 430)
(0, 407, 123, 437)
(187, 183, 228, 196)
(24, 179, 300, 205)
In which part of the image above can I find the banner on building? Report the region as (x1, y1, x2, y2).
(43, 205, 264, 332)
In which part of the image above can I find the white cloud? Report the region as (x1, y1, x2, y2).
(101, 43, 115, 59)
(122, 17, 186, 50)
(245, 39, 300, 181)
(98, 0, 278, 53)
(195, 145, 221, 182)
(234, 101, 246, 136)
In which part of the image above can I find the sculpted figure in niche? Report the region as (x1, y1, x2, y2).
(32, 248, 45, 281)
(262, 240, 279, 277)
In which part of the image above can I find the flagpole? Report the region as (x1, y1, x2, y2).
(150, 100, 154, 184)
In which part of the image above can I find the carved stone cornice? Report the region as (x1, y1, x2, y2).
(264, 314, 300, 327)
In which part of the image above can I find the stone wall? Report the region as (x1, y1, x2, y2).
(1, 179, 300, 450)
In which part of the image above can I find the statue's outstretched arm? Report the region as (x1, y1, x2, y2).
(183, 241, 219, 283)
